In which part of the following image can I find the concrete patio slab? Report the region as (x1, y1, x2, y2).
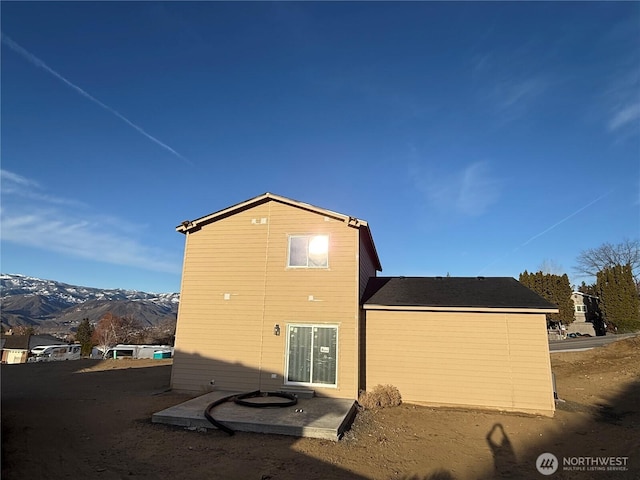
(152, 391, 357, 441)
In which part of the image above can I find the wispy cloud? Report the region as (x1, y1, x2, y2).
(1, 169, 85, 207)
(471, 43, 552, 122)
(411, 161, 502, 217)
(0, 170, 181, 274)
(495, 77, 548, 110)
(1, 33, 191, 165)
(601, 43, 639, 136)
(608, 102, 640, 132)
(0, 170, 38, 188)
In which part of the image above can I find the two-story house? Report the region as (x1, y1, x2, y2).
(568, 291, 604, 336)
(171, 193, 558, 416)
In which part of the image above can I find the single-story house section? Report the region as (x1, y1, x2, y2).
(362, 277, 558, 416)
(171, 193, 558, 416)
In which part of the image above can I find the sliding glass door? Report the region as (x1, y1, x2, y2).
(286, 324, 337, 387)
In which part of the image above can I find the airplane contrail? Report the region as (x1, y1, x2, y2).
(478, 190, 613, 274)
(519, 191, 612, 247)
(1, 33, 191, 165)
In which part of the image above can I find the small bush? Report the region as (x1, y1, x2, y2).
(358, 384, 402, 410)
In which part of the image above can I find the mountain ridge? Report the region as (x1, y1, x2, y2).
(0, 273, 179, 333)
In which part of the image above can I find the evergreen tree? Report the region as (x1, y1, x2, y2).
(578, 281, 597, 296)
(75, 318, 95, 356)
(519, 270, 574, 324)
(596, 264, 640, 333)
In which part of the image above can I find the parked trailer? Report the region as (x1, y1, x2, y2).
(29, 344, 81, 362)
(102, 344, 174, 360)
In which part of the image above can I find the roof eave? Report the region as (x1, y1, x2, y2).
(177, 192, 354, 233)
(176, 193, 381, 271)
(363, 304, 559, 314)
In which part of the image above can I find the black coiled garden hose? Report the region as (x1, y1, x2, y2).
(204, 390, 298, 436)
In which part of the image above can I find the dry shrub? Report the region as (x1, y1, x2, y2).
(358, 384, 402, 410)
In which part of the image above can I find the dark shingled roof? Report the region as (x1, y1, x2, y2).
(2, 335, 30, 350)
(1, 334, 65, 351)
(362, 277, 558, 310)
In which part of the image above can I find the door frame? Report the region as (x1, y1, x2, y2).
(284, 323, 339, 388)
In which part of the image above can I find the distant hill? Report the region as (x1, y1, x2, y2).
(0, 273, 179, 333)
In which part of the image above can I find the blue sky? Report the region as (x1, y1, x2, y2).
(2, 2, 638, 293)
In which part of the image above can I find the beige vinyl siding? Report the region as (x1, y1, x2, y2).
(358, 232, 378, 299)
(357, 235, 378, 392)
(2, 349, 28, 364)
(171, 202, 270, 393)
(364, 310, 555, 416)
(171, 200, 361, 398)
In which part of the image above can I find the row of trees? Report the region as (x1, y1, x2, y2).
(74, 314, 176, 358)
(522, 239, 640, 333)
(519, 271, 574, 324)
(578, 239, 639, 333)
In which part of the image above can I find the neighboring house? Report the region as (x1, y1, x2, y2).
(568, 291, 604, 336)
(1, 334, 64, 364)
(1, 335, 30, 364)
(171, 193, 558, 416)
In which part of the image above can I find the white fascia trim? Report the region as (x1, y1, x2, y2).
(363, 305, 559, 314)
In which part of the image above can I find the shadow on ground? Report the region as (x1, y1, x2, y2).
(398, 379, 640, 480)
(3, 349, 638, 480)
(1, 354, 368, 480)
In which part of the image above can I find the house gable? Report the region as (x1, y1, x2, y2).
(176, 192, 382, 273)
(172, 193, 381, 398)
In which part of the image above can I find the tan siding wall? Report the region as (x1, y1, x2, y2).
(171, 201, 361, 398)
(364, 310, 555, 416)
(358, 231, 378, 300)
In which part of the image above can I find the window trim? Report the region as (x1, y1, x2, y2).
(287, 234, 330, 269)
(284, 323, 339, 388)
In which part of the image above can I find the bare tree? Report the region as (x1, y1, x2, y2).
(538, 258, 564, 275)
(575, 239, 640, 283)
(91, 313, 142, 358)
(92, 314, 119, 358)
(12, 325, 37, 336)
(118, 315, 143, 344)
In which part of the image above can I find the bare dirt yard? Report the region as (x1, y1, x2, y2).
(2, 337, 639, 480)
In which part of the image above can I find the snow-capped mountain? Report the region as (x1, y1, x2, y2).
(1, 273, 179, 332)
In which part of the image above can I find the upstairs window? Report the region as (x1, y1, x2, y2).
(288, 235, 329, 268)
